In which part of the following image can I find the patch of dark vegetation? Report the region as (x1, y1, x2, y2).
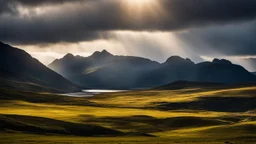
(126, 132, 156, 137)
(0, 89, 95, 106)
(218, 116, 256, 123)
(82, 115, 228, 133)
(0, 114, 125, 137)
(201, 123, 256, 136)
(156, 80, 225, 90)
(156, 97, 256, 112)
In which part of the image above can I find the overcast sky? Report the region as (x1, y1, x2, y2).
(1, 0, 256, 71)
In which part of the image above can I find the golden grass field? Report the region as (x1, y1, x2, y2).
(0, 86, 255, 144)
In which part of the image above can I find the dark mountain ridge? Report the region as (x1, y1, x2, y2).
(49, 50, 256, 89)
(0, 42, 81, 92)
(49, 50, 159, 89)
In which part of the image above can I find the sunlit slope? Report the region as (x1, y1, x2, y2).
(91, 86, 256, 109)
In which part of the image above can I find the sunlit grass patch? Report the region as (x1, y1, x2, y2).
(0, 100, 231, 123)
(90, 87, 256, 108)
(0, 86, 256, 143)
(153, 122, 256, 138)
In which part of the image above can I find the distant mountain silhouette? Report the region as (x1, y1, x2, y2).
(49, 51, 256, 89)
(0, 42, 81, 92)
(212, 58, 232, 65)
(195, 59, 255, 83)
(49, 50, 159, 89)
(137, 56, 196, 87)
(140, 58, 256, 87)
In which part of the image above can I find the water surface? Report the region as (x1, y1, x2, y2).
(62, 89, 126, 97)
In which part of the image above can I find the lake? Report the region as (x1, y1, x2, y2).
(61, 89, 126, 97)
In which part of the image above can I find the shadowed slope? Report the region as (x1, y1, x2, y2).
(157, 96, 256, 112)
(83, 115, 229, 133)
(0, 42, 81, 93)
(0, 114, 124, 136)
(49, 50, 159, 89)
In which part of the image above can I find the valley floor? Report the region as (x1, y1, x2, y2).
(0, 86, 255, 144)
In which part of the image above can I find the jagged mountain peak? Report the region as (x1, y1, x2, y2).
(165, 56, 194, 64)
(63, 53, 75, 59)
(91, 49, 113, 58)
(101, 49, 110, 53)
(212, 58, 232, 65)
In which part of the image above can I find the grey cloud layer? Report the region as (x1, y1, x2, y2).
(0, 0, 84, 15)
(177, 20, 256, 56)
(1, 0, 256, 44)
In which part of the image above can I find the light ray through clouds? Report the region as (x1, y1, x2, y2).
(2, 0, 256, 71)
(17, 31, 203, 65)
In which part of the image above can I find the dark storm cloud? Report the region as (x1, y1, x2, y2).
(0, 1, 18, 15)
(1, 0, 256, 44)
(0, 0, 94, 15)
(177, 20, 256, 56)
(0, 0, 83, 7)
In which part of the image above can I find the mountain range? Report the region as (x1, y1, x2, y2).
(1, 41, 255, 91)
(0, 42, 81, 93)
(49, 50, 256, 89)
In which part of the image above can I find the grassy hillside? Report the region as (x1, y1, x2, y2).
(0, 86, 255, 143)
